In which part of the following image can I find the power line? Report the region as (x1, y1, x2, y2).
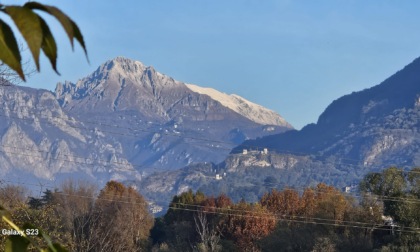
(260, 184, 420, 204)
(169, 206, 418, 234)
(1, 179, 418, 234)
(3, 176, 420, 216)
(173, 202, 420, 231)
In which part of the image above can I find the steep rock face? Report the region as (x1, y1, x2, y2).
(0, 86, 138, 182)
(56, 57, 292, 126)
(54, 57, 293, 171)
(0, 57, 293, 183)
(223, 152, 303, 172)
(56, 57, 188, 120)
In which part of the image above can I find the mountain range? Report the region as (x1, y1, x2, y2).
(138, 57, 420, 211)
(0, 57, 291, 185)
(2, 55, 420, 214)
(234, 57, 420, 167)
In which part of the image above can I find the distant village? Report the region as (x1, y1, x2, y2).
(241, 148, 269, 155)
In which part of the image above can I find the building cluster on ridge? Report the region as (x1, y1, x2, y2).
(242, 148, 268, 155)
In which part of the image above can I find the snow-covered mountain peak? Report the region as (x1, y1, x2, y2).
(185, 84, 293, 128)
(98, 56, 147, 79)
(64, 57, 144, 91)
(55, 57, 292, 128)
(93, 57, 177, 88)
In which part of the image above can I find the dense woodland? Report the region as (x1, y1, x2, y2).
(1, 167, 420, 251)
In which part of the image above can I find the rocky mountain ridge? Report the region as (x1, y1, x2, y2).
(138, 57, 420, 212)
(233, 57, 420, 165)
(55, 57, 291, 127)
(0, 57, 292, 185)
(0, 85, 136, 183)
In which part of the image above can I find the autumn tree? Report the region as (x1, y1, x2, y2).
(313, 183, 348, 223)
(259, 184, 377, 251)
(90, 181, 154, 251)
(260, 188, 300, 218)
(298, 187, 316, 219)
(221, 201, 276, 252)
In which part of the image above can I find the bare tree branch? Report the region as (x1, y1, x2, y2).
(194, 211, 221, 252)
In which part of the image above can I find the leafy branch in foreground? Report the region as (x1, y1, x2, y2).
(0, 2, 88, 81)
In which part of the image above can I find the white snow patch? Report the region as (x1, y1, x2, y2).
(186, 84, 292, 127)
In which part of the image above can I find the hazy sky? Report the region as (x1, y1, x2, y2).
(9, 1, 420, 129)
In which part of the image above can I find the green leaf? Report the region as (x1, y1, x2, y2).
(38, 16, 59, 74)
(4, 6, 43, 71)
(5, 235, 30, 252)
(0, 19, 24, 80)
(24, 2, 88, 60)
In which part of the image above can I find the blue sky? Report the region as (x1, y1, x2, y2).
(9, 1, 420, 129)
